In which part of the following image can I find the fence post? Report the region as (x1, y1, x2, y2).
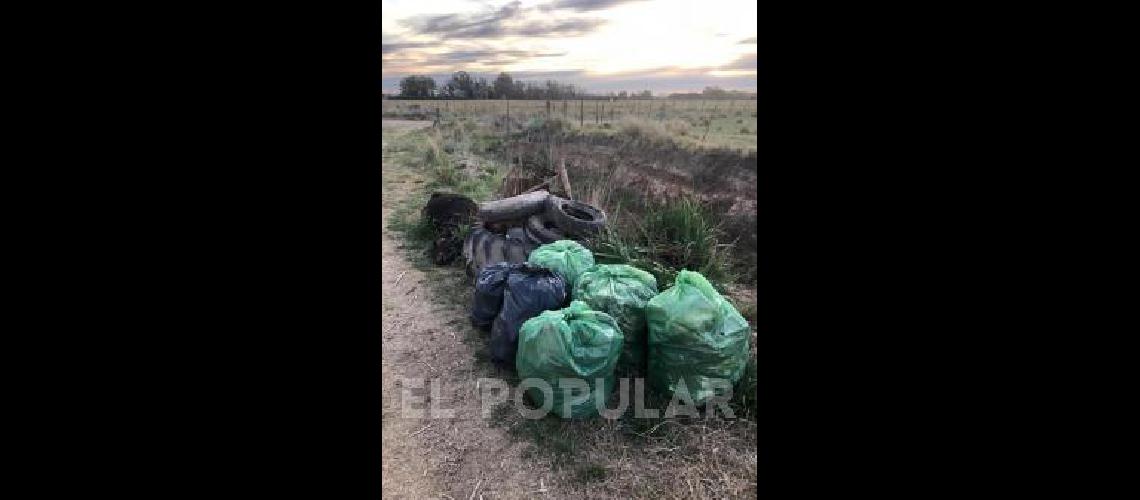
(506, 99, 510, 131)
(579, 100, 584, 126)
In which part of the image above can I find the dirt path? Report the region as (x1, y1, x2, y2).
(381, 123, 553, 499)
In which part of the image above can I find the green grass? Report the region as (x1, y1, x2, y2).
(590, 196, 738, 289)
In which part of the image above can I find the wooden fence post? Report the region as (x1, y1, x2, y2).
(579, 100, 584, 126)
(558, 158, 573, 201)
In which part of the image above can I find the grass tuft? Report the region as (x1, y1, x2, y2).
(591, 196, 737, 287)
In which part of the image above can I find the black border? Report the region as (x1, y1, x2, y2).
(66, 1, 1056, 497)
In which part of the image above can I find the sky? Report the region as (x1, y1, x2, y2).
(381, 0, 757, 95)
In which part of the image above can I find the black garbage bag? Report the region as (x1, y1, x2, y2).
(470, 262, 523, 329)
(490, 263, 568, 368)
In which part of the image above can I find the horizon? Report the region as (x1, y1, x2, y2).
(381, 0, 757, 96)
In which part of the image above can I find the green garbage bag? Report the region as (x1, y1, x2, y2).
(516, 301, 624, 419)
(646, 270, 751, 405)
(573, 264, 658, 375)
(527, 240, 594, 290)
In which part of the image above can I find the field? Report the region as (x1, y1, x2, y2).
(382, 98, 758, 153)
(381, 104, 758, 498)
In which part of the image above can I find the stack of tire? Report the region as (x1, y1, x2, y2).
(463, 190, 606, 279)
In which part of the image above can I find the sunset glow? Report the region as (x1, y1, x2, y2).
(382, 0, 757, 95)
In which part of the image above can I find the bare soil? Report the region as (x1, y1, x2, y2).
(382, 122, 554, 499)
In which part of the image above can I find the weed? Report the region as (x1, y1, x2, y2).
(733, 354, 758, 419)
(577, 464, 610, 482)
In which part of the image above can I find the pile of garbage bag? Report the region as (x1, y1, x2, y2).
(516, 300, 624, 419)
(420, 190, 753, 419)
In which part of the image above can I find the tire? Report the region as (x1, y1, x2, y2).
(466, 225, 534, 277)
(462, 224, 483, 264)
(481, 231, 508, 269)
(504, 227, 533, 262)
(545, 195, 607, 236)
(523, 226, 545, 246)
(526, 213, 565, 244)
(477, 190, 550, 222)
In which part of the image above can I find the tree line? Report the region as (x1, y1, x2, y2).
(391, 72, 756, 101)
(666, 87, 757, 100)
(393, 71, 655, 100)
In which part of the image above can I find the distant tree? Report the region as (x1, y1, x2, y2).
(404, 69, 603, 100)
(398, 75, 436, 98)
(445, 71, 474, 99)
(639, 90, 652, 99)
(541, 80, 556, 99)
(493, 72, 514, 99)
(702, 86, 728, 98)
(473, 77, 491, 99)
(523, 82, 542, 99)
(618, 91, 628, 99)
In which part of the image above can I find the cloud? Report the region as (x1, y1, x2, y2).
(502, 69, 587, 80)
(433, 49, 568, 64)
(381, 48, 576, 77)
(401, 1, 606, 39)
(381, 41, 437, 54)
(540, 0, 648, 12)
(720, 52, 756, 70)
(738, 36, 757, 44)
(509, 18, 606, 37)
(411, 1, 522, 34)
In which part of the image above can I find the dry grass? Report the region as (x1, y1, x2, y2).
(385, 120, 758, 499)
(490, 410, 758, 499)
(383, 99, 757, 152)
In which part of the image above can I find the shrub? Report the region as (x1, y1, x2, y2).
(591, 196, 736, 287)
